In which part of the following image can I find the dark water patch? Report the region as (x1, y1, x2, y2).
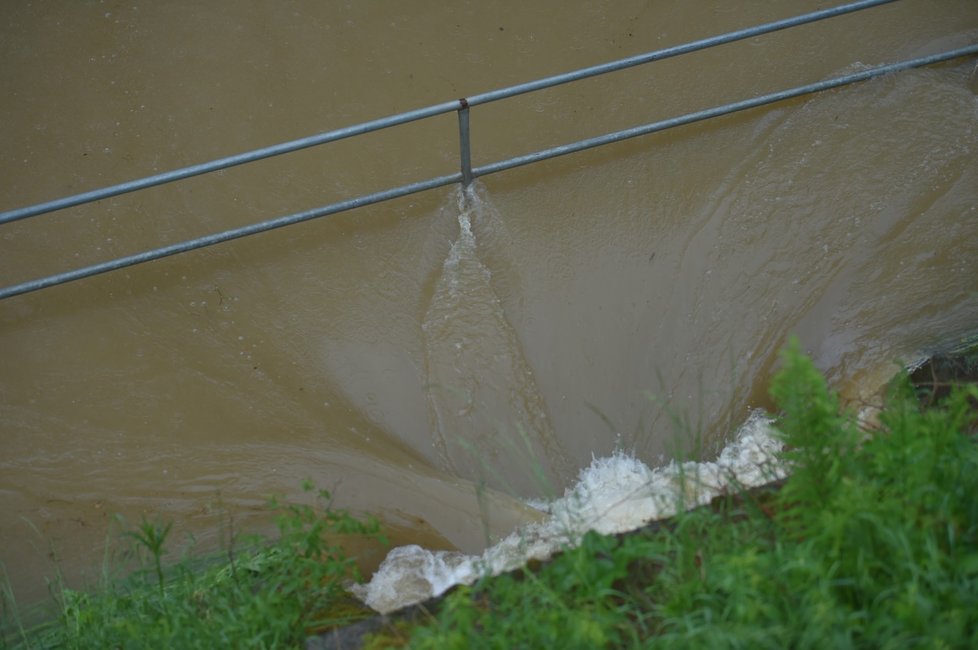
(910, 334, 978, 417)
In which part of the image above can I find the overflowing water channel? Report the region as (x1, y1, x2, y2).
(2, 0, 977, 613)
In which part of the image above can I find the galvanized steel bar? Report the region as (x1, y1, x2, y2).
(458, 100, 474, 188)
(3, 44, 974, 301)
(0, 172, 461, 300)
(463, 0, 897, 108)
(0, 99, 464, 226)
(0, 0, 894, 226)
(471, 44, 978, 180)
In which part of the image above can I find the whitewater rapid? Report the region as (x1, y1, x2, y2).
(351, 410, 787, 614)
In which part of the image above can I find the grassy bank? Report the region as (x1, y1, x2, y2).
(5, 340, 978, 648)
(369, 340, 978, 648)
(2, 485, 383, 649)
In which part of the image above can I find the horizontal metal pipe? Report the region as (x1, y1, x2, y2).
(2, 43, 973, 302)
(465, 0, 897, 107)
(0, 100, 463, 226)
(471, 43, 978, 179)
(0, 172, 461, 300)
(0, 0, 893, 226)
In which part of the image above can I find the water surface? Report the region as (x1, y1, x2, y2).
(2, 0, 977, 610)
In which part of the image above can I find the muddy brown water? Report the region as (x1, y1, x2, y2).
(2, 0, 977, 613)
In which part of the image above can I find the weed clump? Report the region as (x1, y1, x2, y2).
(6, 483, 383, 649)
(394, 340, 978, 648)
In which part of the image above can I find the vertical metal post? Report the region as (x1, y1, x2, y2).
(457, 99, 473, 188)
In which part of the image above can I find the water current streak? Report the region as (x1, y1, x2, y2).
(422, 187, 570, 498)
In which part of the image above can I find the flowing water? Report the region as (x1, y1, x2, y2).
(422, 187, 573, 497)
(2, 0, 977, 614)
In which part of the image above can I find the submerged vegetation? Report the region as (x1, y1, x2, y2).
(5, 340, 978, 648)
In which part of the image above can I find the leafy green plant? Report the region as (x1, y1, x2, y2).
(12, 342, 978, 648)
(125, 517, 173, 598)
(1, 564, 28, 650)
(9, 482, 384, 650)
(381, 340, 978, 648)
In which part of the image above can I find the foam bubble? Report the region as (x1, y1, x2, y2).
(351, 410, 787, 614)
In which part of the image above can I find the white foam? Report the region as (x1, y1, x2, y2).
(349, 410, 788, 614)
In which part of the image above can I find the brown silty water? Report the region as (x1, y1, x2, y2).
(2, 0, 977, 611)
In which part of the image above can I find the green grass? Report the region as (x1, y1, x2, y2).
(3, 482, 384, 650)
(374, 339, 978, 648)
(6, 340, 977, 648)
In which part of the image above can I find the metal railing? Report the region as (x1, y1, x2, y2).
(1, 0, 975, 300)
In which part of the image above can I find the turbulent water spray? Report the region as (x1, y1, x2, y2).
(351, 410, 788, 614)
(357, 186, 796, 615)
(421, 185, 571, 497)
